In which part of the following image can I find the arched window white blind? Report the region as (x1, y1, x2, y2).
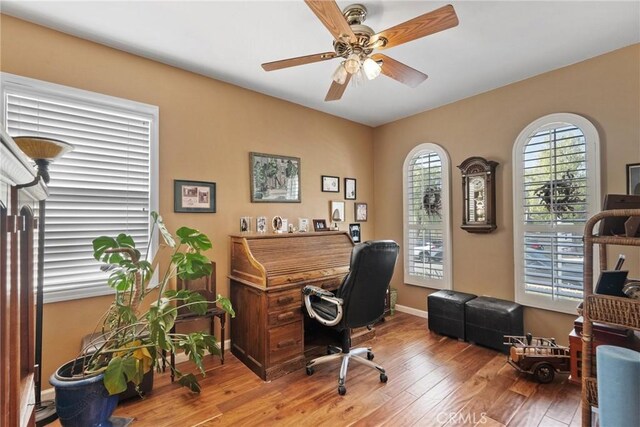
(513, 113, 600, 313)
(403, 143, 452, 289)
(1, 73, 158, 303)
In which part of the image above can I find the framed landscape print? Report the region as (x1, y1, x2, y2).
(174, 180, 216, 213)
(344, 178, 356, 200)
(355, 202, 368, 221)
(322, 175, 340, 193)
(250, 152, 301, 203)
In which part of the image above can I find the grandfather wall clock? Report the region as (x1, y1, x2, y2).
(457, 157, 498, 233)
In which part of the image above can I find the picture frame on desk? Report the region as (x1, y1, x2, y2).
(313, 219, 328, 231)
(349, 223, 361, 243)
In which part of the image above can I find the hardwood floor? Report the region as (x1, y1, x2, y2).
(108, 312, 582, 426)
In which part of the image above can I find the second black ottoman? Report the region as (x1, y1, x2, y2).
(465, 296, 523, 353)
(428, 290, 477, 340)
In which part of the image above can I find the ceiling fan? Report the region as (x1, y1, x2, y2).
(261, 1, 459, 101)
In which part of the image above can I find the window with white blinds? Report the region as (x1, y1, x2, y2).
(403, 143, 452, 289)
(1, 73, 158, 303)
(513, 113, 600, 314)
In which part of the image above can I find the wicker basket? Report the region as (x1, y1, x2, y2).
(586, 295, 640, 330)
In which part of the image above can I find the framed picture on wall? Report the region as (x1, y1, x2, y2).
(322, 175, 340, 192)
(627, 163, 640, 195)
(174, 180, 216, 213)
(250, 152, 301, 203)
(355, 202, 368, 222)
(344, 178, 356, 200)
(349, 223, 361, 243)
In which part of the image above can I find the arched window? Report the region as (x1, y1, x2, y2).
(513, 113, 600, 313)
(403, 143, 452, 289)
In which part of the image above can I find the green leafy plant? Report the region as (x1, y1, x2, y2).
(78, 212, 234, 395)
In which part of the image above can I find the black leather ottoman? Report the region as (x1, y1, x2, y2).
(428, 290, 477, 340)
(465, 297, 523, 353)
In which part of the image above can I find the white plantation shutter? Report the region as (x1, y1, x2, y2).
(2, 73, 158, 302)
(403, 144, 452, 289)
(513, 113, 600, 313)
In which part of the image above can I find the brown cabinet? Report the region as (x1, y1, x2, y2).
(229, 231, 356, 381)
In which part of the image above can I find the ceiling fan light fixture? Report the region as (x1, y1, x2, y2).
(362, 57, 381, 80)
(332, 62, 349, 85)
(344, 53, 361, 74)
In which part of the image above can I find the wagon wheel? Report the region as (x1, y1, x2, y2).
(533, 363, 555, 383)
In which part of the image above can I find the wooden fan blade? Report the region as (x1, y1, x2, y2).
(325, 74, 352, 101)
(371, 54, 428, 88)
(305, 0, 356, 43)
(372, 4, 458, 50)
(262, 52, 337, 71)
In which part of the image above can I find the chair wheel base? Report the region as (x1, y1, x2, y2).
(367, 351, 374, 361)
(380, 373, 388, 383)
(338, 385, 346, 395)
(306, 367, 314, 376)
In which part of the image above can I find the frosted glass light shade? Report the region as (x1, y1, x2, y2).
(344, 53, 361, 74)
(362, 57, 382, 80)
(332, 63, 348, 85)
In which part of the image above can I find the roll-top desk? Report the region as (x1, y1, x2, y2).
(229, 231, 358, 381)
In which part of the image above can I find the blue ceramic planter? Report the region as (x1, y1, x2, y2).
(50, 358, 119, 427)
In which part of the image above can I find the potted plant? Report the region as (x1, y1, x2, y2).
(50, 212, 234, 426)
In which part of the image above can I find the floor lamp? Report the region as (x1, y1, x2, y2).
(14, 136, 73, 426)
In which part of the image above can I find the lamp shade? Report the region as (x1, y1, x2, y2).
(344, 53, 361, 74)
(332, 209, 343, 222)
(14, 136, 74, 161)
(332, 63, 348, 85)
(362, 57, 382, 80)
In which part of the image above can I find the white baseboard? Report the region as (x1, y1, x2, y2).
(395, 304, 428, 318)
(40, 339, 232, 400)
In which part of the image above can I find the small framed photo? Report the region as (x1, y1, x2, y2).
(298, 218, 309, 232)
(313, 219, 328, 231)
(627, 163, 640, 195)
(330, 200, 345, 222)
(349, 223, 361, 243)
(240, 217, 252, 232)
(322, 175, 340, 193)
(256, 216, 267, 233)
(344, 178, 356, 200)
(174, 180, 216, 213)
(355, 202, 368, 222)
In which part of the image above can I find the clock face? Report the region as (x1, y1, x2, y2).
(467, 175, 486, 223)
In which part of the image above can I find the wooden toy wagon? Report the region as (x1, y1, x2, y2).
(504, 333, 571, 383)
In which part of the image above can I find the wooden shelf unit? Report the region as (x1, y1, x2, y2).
(581, 209, 640, 427)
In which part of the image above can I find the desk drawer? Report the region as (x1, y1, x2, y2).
(267, 288, 301, 311)
(268, 307, 302, 327)
(268, 322, 303, 364)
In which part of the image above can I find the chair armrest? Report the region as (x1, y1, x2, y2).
(303, 286, 344, 327)
(302, 285, 334, 298)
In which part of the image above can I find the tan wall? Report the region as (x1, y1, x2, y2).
(373, 44, 640, 344)
(0, 15, 374, 383)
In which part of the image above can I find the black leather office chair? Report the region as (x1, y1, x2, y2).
(302, 240, 399, 395)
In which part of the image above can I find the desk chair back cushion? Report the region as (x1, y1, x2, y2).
(338, 240, 399, 329)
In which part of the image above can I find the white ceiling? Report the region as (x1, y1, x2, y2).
(2, 1, 639, 127)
